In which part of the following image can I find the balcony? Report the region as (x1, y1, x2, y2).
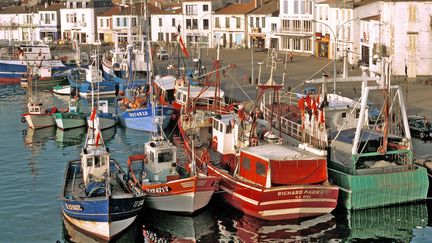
(276, 27, 313, 36)
(251, 27, 261, 33)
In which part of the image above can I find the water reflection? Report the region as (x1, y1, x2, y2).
(142, 208, 217, 242)
(55, 127, 86, 148)
(336, 203, 428, 241)
(101, 126, 117, 143)
(23, 126, 56, 150)
(62, 215, 142, 243)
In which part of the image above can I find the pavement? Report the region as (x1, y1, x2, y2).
(192, 48, 432, 117)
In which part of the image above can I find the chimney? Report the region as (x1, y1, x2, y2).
(45, 2, 48, 8)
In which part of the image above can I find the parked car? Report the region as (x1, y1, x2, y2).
(156, 49, 169, 61)
(407, 115, 432, 140)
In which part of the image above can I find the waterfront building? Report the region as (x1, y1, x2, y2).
(247, 0, 279, 49)
(150, 7, 182, 47)
(314, 1, 355, 65)
(277, 0, 314, 54)
(212, 0, 256, 49)
(37, 3, 62, 42)
(0, 5, 41, 43)
(59, 0, 113, 44)
(354, 0, 432, 79)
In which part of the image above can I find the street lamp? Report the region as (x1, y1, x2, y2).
(232, 15, 254, 85)
(312, 17, 358, 94)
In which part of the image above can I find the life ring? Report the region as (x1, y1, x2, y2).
(212, 136, 218, 151)
(200, 149, 210, 164)
(21, 116, 26, 123)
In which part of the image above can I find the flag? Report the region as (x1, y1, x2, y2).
(90, 108, 97, 121)
(178, 35, 189, 58)
(95, 131, 101, 148)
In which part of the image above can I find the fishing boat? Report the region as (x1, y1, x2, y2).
(87, 100, 116, 130)
(127, 114, 220, 214)
(53, 85, 73, 95)
(61, 114, 145, 240)
(0, 43, 66, 83)
(263, 57, 429, 210)
(178, 49, 338, 221)
(20, 65, 68, 88)
(21, 97, 59, 129)
(53, 97, 87, 130)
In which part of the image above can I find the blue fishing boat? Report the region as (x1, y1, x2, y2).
(118, 103, 175, 132)
(61, 115, 145, 240)
(0, 44, 66, 83)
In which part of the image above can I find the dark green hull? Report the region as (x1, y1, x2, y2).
(328, 166, 429, 210)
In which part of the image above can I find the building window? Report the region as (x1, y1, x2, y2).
(250, 17, 253, 28)
(193, 19, 198, 29)
(158, 32, 163, 41)
(40, 14, 43, 21)
(215, 17, 220, 28)
(116, 18, 120, 27)
(203, 19, 209, 30)
(304, 38, 311, 51)
(294, 0, 299, 14)
(282, 37, 290, 49)
(123, 18, 128, 27)
(255, 17, 259, 28)
(293, 38, 301, 50)
(271, 23, 276, 31)
(283, 0, 288, 14)
(52, 13, 55, 21)
(300, 0, 305, 14)
(100, 19, 103, 27)
(236, 18, 241, 29)
(185, 4, 197, 15)
(293, 20, 301, 31)
(409, 5, 417, 22)
(172, 18, 175, 27)
(408, 34, 417, 51)
(203, 4, 208, 11)
(106, 19, 109, 27)
(82, 14, 85, 22)
(132, 17, 137, 27)
(262, 17, 265, 28)
(304, 20, 311, 32)
(186, 19, 192, 29)
(159, 18, 162, 27)
(225, 17, 230, 28)
(282, 20, 290, 31)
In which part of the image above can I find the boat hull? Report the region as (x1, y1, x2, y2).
(143, 176, 219, 213)
(61, 160, 145, 240)
(54, 113, 87, 130)
(78, 81, 117, 98)
(118, 106, 175, 132)
(328, 166, 429, 210)
(53, 85, 72, 95)
(207, 164, 339, 221)
(23, 113, 55, 129)
(87, 114, 117, 130)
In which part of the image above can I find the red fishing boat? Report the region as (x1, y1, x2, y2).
(178, 52, 338, 221)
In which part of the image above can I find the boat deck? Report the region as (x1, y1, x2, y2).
(63, 160, 132, 200)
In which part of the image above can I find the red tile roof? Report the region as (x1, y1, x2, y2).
(214, 1, 256, 15)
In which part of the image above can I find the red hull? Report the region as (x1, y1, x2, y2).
(208, 164, 338, 221)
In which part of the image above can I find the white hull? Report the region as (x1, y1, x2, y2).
(87, 117, 116, 130)
(53, 85, 71, 95)
(63, 212, 137, 240)
(54, 117, 86, 130)
(79, 90, 116, 98)
(24, 114, 55, 129)
(145, 191, 214, 213)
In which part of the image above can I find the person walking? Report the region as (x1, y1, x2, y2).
(289, 51, 293, 62)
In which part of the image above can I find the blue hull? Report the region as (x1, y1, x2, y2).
(0, 62, 27, 82)
(118, 106, 175, 132)
(79, 81, 117, 97)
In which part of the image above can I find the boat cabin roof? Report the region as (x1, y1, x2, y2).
(326, 94, 358, 110)
(154, 75, 176, 91)
(331, 128, 382, 144)
(241, 144, 322, 161)
(176, 86, 224, 99)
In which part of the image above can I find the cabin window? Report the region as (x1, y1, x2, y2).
(356, 109, 360, 118)
(226, 123, 232, 134)
(219, 123, 223, 132)
(150, 151, 154, 162)
(213, 120, 218, 130)
(95, 157, 101, 167)
(158, 151, 173, 163)
(182, 94, 187, 103)
(86, 158, 93, 167)
(256, 162, 266, 177)
(100, 156, 107, 166)
(176, 91, 181, 101)
(342, 112, 346, 118)
(242, 157, 250, 170)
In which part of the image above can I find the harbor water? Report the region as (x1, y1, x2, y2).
(0, 84, 431, 242)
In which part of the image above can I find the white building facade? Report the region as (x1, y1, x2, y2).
(38, 3, 62, 42)
(355, 1, 432, 78)
(277, 0, 314, 54)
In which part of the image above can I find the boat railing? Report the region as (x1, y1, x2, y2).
(261, 91, 328, 150)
